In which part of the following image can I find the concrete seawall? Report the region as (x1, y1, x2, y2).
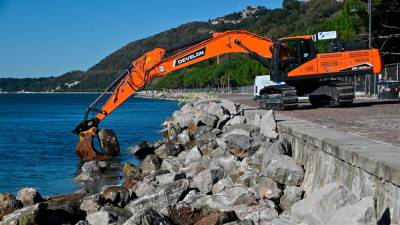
(276, 114, 400, 223)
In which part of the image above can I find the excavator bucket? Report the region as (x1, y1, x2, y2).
(76, 127, 111, 161)
(73, 118, 120, 161)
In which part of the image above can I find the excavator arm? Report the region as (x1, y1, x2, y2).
(95, 30, 272, 121)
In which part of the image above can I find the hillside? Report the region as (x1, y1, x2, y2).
(1, 0, 398, 92)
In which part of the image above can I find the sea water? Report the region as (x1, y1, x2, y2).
(0, 93, 180, 195)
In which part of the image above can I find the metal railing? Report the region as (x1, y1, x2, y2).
(338, 63, 399, 97)
(159, 85, 253, 94)
(154, 63, 400, 97)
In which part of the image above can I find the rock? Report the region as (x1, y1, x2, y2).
(123, 178, 140, 197)
(212, 177, 235, 194)
(242, 207, 279, 224)
(215, 138, 228, 151)
(215, 155, 242, 175)
(218, 186, 257, 206)
(180, 160, 208, 179)
(17, 188, 44, 208)
(192, 186, 256, 212)
(291, 183, 358, 225)
(246, 146, 266, 168)
(216, 115, 230, 130)
(261, 153, 304, 185)
(80, 194, 100, 214)
(43, 192, 86, 224)
(225, 134, 252, 151)
(74, 172, 96, 184)
(194, 125, 212, 136)
(181, 190, 204, 205)
(194, 211, 238, 225)
(224, 124, 260, 136)
(155, 172, 186, 185)
(191, 195, 232, 211)
(198, 139, 219, 156)
(98, 161, 107, 169)
(0, 193, 22, 220)
(134, 182, 156, 198)
(259, 110, 278, 139)
(226, 116, 246, 126)
(100, 206, 133, 225)
(271, 218, 294, 225)
(184, 146, 202, 165)
(170, 205, 207, 225)
(196, 133, 218, 155)
(155, 141, 182, 159)
(180, 103, 195, 113)
(192, 167, 227, 193)
(240, 158, 261, 175)
(224, 128, 250, 137)
(128, 141, 154, 159)
(196, 113, 218, 128)
(261, 138, 288, 156)
(102, 186, 131, 208)
(86, 210, 118, 225)
(123, 207, 172, 225)
(1, 203, 45, 225)
(98, 128, 120, 156)
(81, 160, 101, 174)
(173, 110, 195, 129)
(207, 102, 225, 119)
(243, 109, 268, 127)
(126, 179, 189, 213)
(251, 177, 282, 200)
(166, 123, 182, 140)
(279, 210, 291, 221)
(122, 163, 142, 180)
(140, 154, 161, 174)
(161, 157, 182, 173)
(222, 204, 278, 222)
(220, 101, 239, 115)
(177, 130, 191, 146)
(224, 221, 254, 225)
(279, 186, 303, 211)
(326, 196, 377, 225)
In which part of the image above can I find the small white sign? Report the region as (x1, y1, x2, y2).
(317, 31, 337, 40)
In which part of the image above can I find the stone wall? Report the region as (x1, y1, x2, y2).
(276, 114, 400, 224)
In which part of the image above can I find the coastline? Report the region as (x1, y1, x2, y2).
(1, 98, 380, 224)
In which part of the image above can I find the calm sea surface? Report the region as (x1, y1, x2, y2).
(0, 93, 180, 195)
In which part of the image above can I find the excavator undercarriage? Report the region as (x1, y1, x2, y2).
(258, 85, 298, 110)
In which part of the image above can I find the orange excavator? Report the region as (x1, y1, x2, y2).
(73, 30, 382, 160)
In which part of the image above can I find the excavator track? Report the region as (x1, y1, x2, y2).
(309, 80, 354, 107)
(332, 81, 355, 106)
(259, 86, 298, 110)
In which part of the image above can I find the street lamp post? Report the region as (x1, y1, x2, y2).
(368, 0, 372, 48)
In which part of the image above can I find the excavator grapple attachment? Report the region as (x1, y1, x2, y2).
(73, 118, 120, 161)
(76, 127, 111, 161)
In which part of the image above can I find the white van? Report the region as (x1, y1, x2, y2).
(253, 75, 285, 99)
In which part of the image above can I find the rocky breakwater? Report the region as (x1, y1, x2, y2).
(0, 99, 382, 225)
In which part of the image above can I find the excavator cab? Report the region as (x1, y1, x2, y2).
(270, 36, 316, 82)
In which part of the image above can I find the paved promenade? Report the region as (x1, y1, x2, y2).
(219, 93, 400, 146)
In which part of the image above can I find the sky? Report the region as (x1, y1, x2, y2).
(0, 0, 283, 78)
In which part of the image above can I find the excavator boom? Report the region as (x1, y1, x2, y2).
(95, 30, 273, 121)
